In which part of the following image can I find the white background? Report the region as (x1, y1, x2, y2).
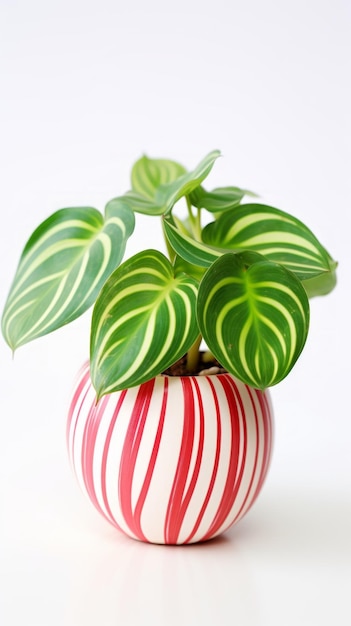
(0, 1, 350, 625)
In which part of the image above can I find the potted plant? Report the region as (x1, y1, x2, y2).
(1, 150, 337, 545)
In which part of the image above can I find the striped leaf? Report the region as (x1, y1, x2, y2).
(163, 216, 222, 267)
(115, 151, 221, 216)
(106, 192, 160, 216)
(190, 185, 256, 213)
(155, 150, 221, 215)
(173, 255, 206, 282)
(197, 252, 310, 389)
(2, 202, 135, 350)
(302, 267, 337, 298)
(202, 203, 335, 281)
(131, 156, 186, 199)
(90, 250, 199, 397)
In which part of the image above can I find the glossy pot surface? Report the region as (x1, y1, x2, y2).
(67, 362, 273, 544)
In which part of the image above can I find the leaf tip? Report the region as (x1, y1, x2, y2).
(94, 389, 104, 405)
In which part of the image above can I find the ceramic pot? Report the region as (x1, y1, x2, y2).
(67, 362, 273, 545)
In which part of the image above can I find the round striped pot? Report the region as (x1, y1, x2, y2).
(67, 362, 273, 545)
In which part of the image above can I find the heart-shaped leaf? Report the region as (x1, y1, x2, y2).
(90, 250, 199, 397)
(197, 252, 310, 389)
(2, 201, 135, 349)
(131, 156, 186, 199)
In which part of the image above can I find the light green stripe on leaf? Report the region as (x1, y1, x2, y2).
(131, 156, 187, 199)
(189, 185, 256, 213)
(163, 216, 222, 267)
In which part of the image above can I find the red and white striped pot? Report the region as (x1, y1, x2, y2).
(67, 362, 273, 545)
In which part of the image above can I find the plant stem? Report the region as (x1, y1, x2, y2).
(186, 196, 202, 241)
(162, 220, 176, 262)
(194, 207, 202, 240)
(186, 334, 202, 373)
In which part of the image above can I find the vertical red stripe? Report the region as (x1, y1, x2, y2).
(183, 375, 222, 544)
(248, 389, 273, 506)
(133, 377, 169, 536)
(202, 374, 246, 541)
(174, 377, 205, 543)
(164, 377, 196, 544)
(80, 394, 113, 524)
(220, 387, 273, 533)
(118, 379, 156, 541)
(99, 389, 128, 530)
(226, 383, 261, 527)
(66, 362, 91, 459)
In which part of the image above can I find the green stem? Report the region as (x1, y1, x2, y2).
(194, 208, 202, 240)
(162, 220, 176, 262)
(186, 196, 202, 241)
(186, 334, 202, 373)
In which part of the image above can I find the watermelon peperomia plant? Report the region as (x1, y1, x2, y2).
(1, 151, 337, 399)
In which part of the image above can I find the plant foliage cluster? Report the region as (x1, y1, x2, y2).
(2, 151, 337, 398)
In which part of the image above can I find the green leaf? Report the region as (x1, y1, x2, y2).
(90, 250, 199, 397)
(302, 261, 337, 297)
(197, 252, 310, 389)
(155, 150, 221, 215)
(106, 192, 161, 216)
(131, 156, 186, 199)
(190, 185, 256, 213)
(2, 202, 135, 350)
(173, 255, 206, 282)
(108, 151, 220, 217)
(202, 203, 335, 280)
(163, 216, 223, 267)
